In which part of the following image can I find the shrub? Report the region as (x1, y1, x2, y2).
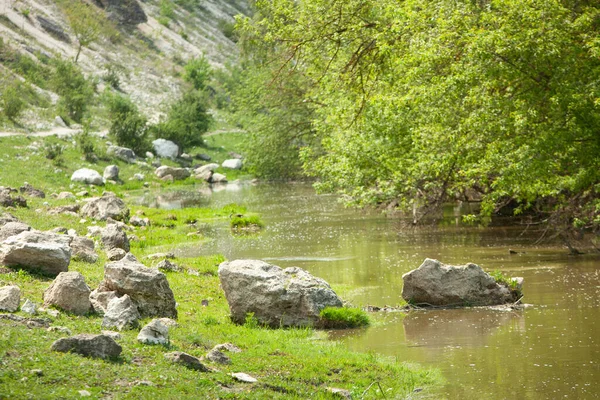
(183, 56, 211, 90)
(318, 307, 370, 329)
(105, 93, 149, 154)
(43, 142, 65, 165)
(50, 58, 94, 122)
(102, 64, 124, 90)
(1, 82, 26, 121)
(152, 89, 212, 151)
(75, 128, 96, 162)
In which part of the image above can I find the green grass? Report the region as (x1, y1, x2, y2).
(230, 214, 264, 234)
(0, 134, 439, 398)
(318, 307, 370, 329)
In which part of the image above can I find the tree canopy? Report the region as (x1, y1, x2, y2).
(236, 0, 600, 242)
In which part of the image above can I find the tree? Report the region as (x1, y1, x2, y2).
(238, 0, 600, 247)
(153, 89, 213, 151)
(62, 0, 107, 63)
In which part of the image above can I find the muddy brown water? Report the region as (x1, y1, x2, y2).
(139, 182, 600, 399)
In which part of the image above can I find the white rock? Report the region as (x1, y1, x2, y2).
(0, 285, 21, 312)
(137, 319, 169, 345)
(222, 159, 243, 170)
(152, 139, 179, 159)
(71, 169, 104, 186)
(21, 299, 37, 314)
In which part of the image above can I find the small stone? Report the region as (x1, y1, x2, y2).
(147, 252, 175, 260)
(44, 308, 60, 318)
(137, 319, 169, 345)
(157, 317, 178, 328)
(326, 387, 352, 399)
(21, 299, 37, 315)
(79, 390, 91, 397)
(136, 380, 154, 386)
(31, 369, 43, 377)
(106, 248, 127, 261)
(0, 285, 21, 312)
(206, 349, 230, 365)
(47, 326, 72, 335)
(101, 330, 122, 340)
(230, 372, 257, 383)
(133, 173, 145, 181)
(164, 351, 209, 371)
(156, 259, 180, 272)
(103, 165, 119, 181)
(213, 343, 242, 353)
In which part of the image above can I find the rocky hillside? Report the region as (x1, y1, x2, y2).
(0, 0, 249, 130)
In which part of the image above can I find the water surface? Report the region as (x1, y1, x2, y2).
(142, 182, 599, 399)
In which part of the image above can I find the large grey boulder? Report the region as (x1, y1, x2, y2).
(96, 255, 177, 318)
(222, 159, 243, 170)
(43, 272, 92, 315)
(71, 169, 104, 186)
(51, 334, 122, 359)
(103, 165, 120, 181)
(80, 192, 129, 221)
(107, 146, 136, 164)
(401, 258, 523, 306)
(218, 260, 343, 327)
(0, 285, 21, 312)
(70, 236, 99, 263)
(137, 319, 169, 345)
(0, 222, 31, 242)
(101, 224, 130, 252)
(102, 294, 140, 330)
(152, 139, 179, 159)
(0, 231, 72, 276)
(154, 166, 190, 181)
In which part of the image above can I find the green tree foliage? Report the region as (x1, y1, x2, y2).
(61, 0, 109, 63)
(50, 58, 95, 123)
(106, 93, 150, 153)
(239, 0, 600, 239)
(153, 89, 212, 151)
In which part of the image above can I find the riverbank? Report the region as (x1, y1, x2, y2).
(0, 134, 439, 398)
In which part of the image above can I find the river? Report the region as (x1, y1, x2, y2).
(138, 182, 600, 399)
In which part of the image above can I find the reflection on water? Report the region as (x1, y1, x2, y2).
(402, 309, 525, 348)
(141, 183, 600, 399)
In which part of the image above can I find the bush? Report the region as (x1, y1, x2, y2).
(43, 142, 65, 165)
(152, 89, 212, 151)
(75, 128, 96, 162)
(50, 58, 94, 122)
(183, 56, 211, 90)
(105, 93, 149, 154)
(318, 307, 370, 329)
(102, 64, 125, 90)
(1, 82, 26, 121)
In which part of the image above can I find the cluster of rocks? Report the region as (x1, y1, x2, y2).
(68, 139, 243, 187)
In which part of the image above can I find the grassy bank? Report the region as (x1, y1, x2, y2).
(0, 135, 439, 398)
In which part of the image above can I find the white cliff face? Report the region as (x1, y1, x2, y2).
(0, 0, 250, 130)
